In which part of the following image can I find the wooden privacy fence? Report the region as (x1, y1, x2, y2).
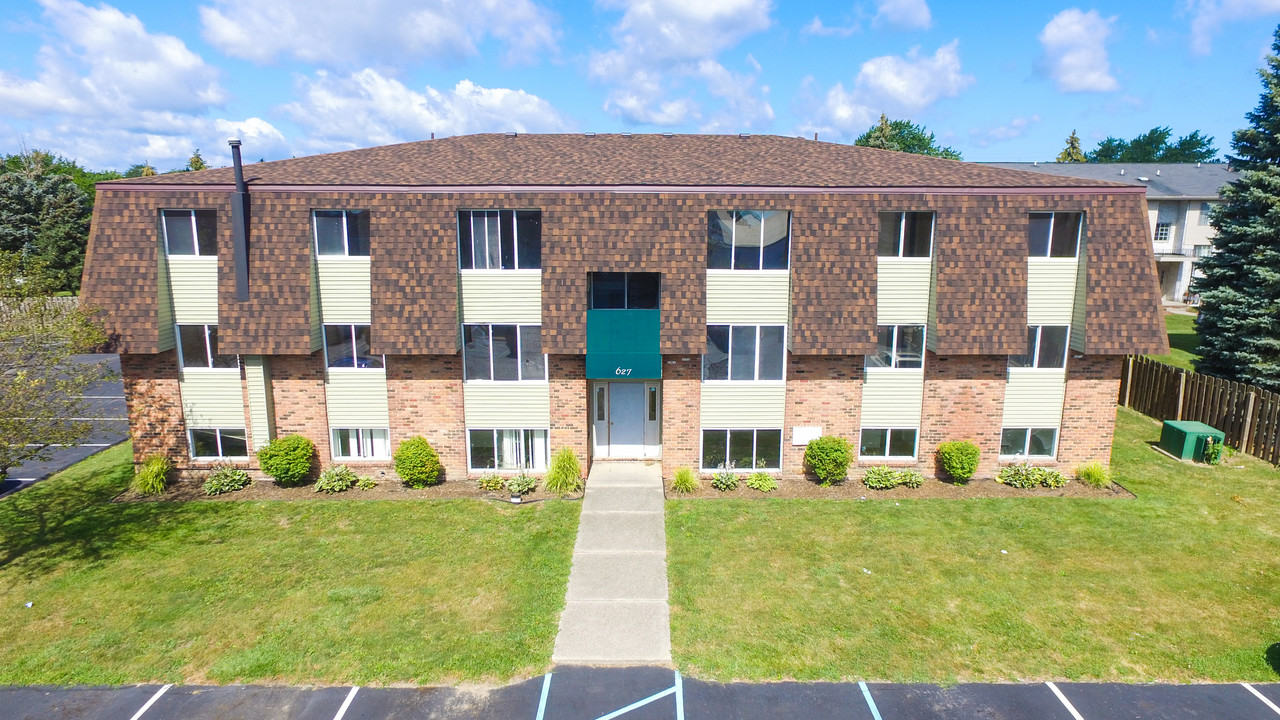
(1119, 356, 1280, 464)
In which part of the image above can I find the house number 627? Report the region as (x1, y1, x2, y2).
(615, 368, 632, 376)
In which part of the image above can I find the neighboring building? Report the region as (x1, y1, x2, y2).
(81, 134, 1166, 484)
(987, 162, 1235, 304)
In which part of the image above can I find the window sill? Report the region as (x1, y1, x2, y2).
(179, 367, 240, 376)
(876, 256, 933, 263)
(332, 457, 390, 463)
(699, 468, 782, 474)
(864, 366, 925, 374)
(459, 268, 541, 275)
(1006, 366, 1068, 375)
(166, 254, 217, 262)
(700, 379, 786, 385)
(858, 456, 918, 464)
(705, 268, 790, 275)
(326, 366, 387, 374)
(463, 379, 550, 385)
(191, 455, 250, 461)
(998, 455, 1058, 462)
(315, 254, 371, 262)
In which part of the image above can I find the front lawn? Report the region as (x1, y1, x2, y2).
(0, 444, 579, 685)
(1146, 311, 1200, 371)
(667, 408, 1280, 683)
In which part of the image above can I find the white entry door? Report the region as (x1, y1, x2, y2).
(607, 382, 646, 458)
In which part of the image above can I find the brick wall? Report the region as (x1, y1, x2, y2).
(549, 354, 590, 474)
(1058, 354, 1123, 471)
(661, 355, 701, 477)
(386, 354, 466, 482)
(783, 355, 863, 480)
(121, 351, 186, 466)
(270, 353, 331, 462)
(919, 353, 1008, 478)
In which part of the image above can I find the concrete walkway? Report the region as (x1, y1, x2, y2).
(552, 461, 671, 665)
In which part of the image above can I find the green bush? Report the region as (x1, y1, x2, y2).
(256, 434, 316, 487)
(862, 465, 923, 490)
(997, 464, 1067, 489)
(132, 454, 172, 496)
(711, 470, 739, 491)
(315, 465, 358, 493)
(671, 467, 699, 494)
(394, 436, 443, 488)
(478, 474, 505, 492)
(745, 471, 778, 493)
(804, 436, 852, 486)
(203, 464, 251, 496)
(937, 440, 980, 482)
(544, 448, 584, 495)
(1040, 468, 1068, 488)
(504, 474, 537, 496)
(355, 475, 377, 491)
(1075, 461, 1111, 489)
(1202, 437, 1225, 465)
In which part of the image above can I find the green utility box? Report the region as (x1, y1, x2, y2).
(1158, 420, 1226, 462)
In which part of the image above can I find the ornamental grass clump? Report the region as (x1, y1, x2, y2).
(132, 454, 171, 496)
(394, 436, 443, 488)
(804, 436, 852, 486)
(1075, 461, 1111, 489)
(257, 434, 316, 487)
(936, 440, 980, 483)
(203, 464, 251, 496)
(671, 467, 699, 494)
(544, 448, 584, 496)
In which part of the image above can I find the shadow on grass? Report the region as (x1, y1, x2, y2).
(1168, 332, 1200, 358)
(1267, 643, 1280, 677)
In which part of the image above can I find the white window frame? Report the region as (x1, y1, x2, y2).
(323, 324, 384, 371)
(176, 324, 237, 371)
(1011, 325, 1070, 370)
(1154, 222, 1172, 243)
(461, 323, 547, 382)
(466, 428, 549, 472)
(702, 324, 787, 382)
(879, 211, 935, 258)
(162, 209, 215, 257)
(858, 427, 920, 460)
(1028, 212, 1083, 259)
(457, 209, 541, 271)
(330, 428, 390, 460)
(867, 324, 926, 369)
(999, 427, 1059, 459)
(707, 210, 792, 271)
(188, 428, 249, 459)
(313, 210, 369, 257)
(699, 428, 784, 472)
(1198, 202, 1213, 226)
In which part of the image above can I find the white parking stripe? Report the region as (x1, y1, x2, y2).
(128, 684, 172, 720)
(1244, 684, 1280, 716)
(1046, 682, 1086, 720)
(333, 686, 359, 720)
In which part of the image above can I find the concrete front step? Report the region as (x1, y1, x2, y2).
(573, 511, 665, 554)
(581, 486, 666, 513)
(583, 462, 665, 488)
(565, 551, 668, 602)
(552, 600, 672, 665)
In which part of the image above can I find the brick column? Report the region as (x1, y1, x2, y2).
(121, 351, 186, 467)
(549, 354, 590, 473)
(271, 353, 332, 462)
(660, 354, 701, 478)
(1058, 354, 1123, 471)
(919, 353, 1007, 478)
(386, 354, 466, 482)
(783, 355, 862, 480)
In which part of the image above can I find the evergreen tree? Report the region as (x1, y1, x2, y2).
(1191, 25, 1280, 389)
(0, 166, 92, 292)
(1056, 130, 1086, 162)
(855, 114, 962, 160)
(186, 149, 207, 172)
(124, 163, 158, 178)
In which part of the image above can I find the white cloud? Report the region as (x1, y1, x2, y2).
(873, 0, 932, 30)
(970, 114, 1041, 147)
(199, 0, 558, 66)
(802, 16, 859, 37)
(280, 70, 571, 152)
(1185, 0, 1280, 54)
(1036, 8, 1120, 93)
(590, 0, 774, 127)
(799, 40, 973, 137)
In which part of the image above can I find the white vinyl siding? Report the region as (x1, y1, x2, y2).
(876, 258, 931, 325)
(464, 383, 551, 427)
(705, 271, 790, 324)
(179, 371, 245, 428)
(157, 236, 175, 352)
(459, 270, 541, 323)
(699, 383, 786, 428)
(244, 356, 275, 450)
(861, 368, 925, 427)
(315, 256, 371, 324)
(167, 256, 218, 324)
(1027, 257, 1077, 326)
(1002, 368, 1067, 427)
(325, 370, 389, 427)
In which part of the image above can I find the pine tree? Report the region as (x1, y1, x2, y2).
(186, 149, 207, 172)
(1056, 130, 1086, 162)
(0, 164, 92, 292)
(1191, 25, 1280, 389)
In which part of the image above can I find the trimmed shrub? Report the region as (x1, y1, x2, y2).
(544, 448, 584, 495)
(394, 436, 443, 488)
(203, 464, 251, 496)
(355, 475, 378, 491)
(478, 474, 505, 492)
(937, 441, 980, 482)
(132, 454, 172, 496)
(671, 467, 699, 494)
(711, 470, 739, 491)
(745, 471, 778, 493)
(862, 465, 923, 490)
(804, 436, 852, 486)
(257, 434, 316, 487)
(504, 474, 537, 496)
(997, 463, 1067, 489)
(315, 465, 358, 493)
(1075, 461, 1110, 489)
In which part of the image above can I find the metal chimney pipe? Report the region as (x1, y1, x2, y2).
(229, 138, 247, 194)
(228, 138, 250, 301)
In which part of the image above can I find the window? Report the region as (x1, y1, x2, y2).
(468, 429, 548, 471)
(162, 209, 217, 256)
(1001, 427, 1058, 457)
(1199, 202, 1213, 226)
(878, 211, 934, 257)
(189, 428, 248, 458)
(177, 325, 237, 369)
(1193, 244, 1211, 258)
(458, 210, 541, 270)
(1028, 212, 1082, 258)
(859, 428, 919, 459)
(701, 429, 782, 470)
(314, 210, 370, 256)
(462, 324, 546, 381)
(332, 428, 389, 460)
(589, 272, 659, 309)
(866, 325, 925, 369)
(707, 210, 791, 270)
(324, 325, 383, 369)
(1009, 326, 1069, 369)
(703, 325, 785, 381)
(1154, 223, 1172, 243)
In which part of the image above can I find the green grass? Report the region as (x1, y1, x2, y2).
(0, 444, 579, 685)
(1146, 312, 1200, 371)
(667, 408, 1280, 683)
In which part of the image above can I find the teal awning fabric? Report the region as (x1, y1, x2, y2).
(586, 309, 661, 379)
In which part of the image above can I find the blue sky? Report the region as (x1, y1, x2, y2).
(1, 0, 1279, 171)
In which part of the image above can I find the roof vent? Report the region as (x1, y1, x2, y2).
(622, 132, 631, 137)
(1120, 168, 1125, 175)
(739, 132, 751, 138)
(1156, 169, 1161, 175)
(662, 132, 674, 138)
(1138, 176, 1150, 182)
(584, 132, 595, 137)
(506, 131, 517, 137)
(1197, 162, 1201, 168)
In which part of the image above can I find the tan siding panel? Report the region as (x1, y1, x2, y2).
(700, 383, 786, 427)
(179, 370, 245, 427)
(244, 356, 275, 449)
(316, 257, 372, 324)
(860, 368, 925, 427)
(156, 238, 175, 351)
(167, 256, 219, 324)
(1027, 258, 1077, 325)
(877, 259, 931, 325)
(459, 271, 541, 324)
(463, 383, 551, 427)
(706, 272, 789, 324)
(1071, 243, 1088, 351)
(325, 370, 390, 427)
(309, 259, 323, 351)
(1002, 369, 1067, 427)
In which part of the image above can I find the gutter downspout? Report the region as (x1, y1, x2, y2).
(229, 139, 250, 302)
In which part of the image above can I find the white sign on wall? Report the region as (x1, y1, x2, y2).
(792, 426, 822, 446)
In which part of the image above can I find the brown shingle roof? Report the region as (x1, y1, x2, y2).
(110, 133, 1126, 189)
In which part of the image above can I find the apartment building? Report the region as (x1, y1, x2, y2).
(81, 134, 1167, 483)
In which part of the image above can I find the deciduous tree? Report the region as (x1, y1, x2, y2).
(1085, 127, 1218, 163)
(855, 114, 962, 160)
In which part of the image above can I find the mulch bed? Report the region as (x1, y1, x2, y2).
(664, 475, 1134, 500)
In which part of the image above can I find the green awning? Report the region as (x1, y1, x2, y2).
(586, 309, 661, 379)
